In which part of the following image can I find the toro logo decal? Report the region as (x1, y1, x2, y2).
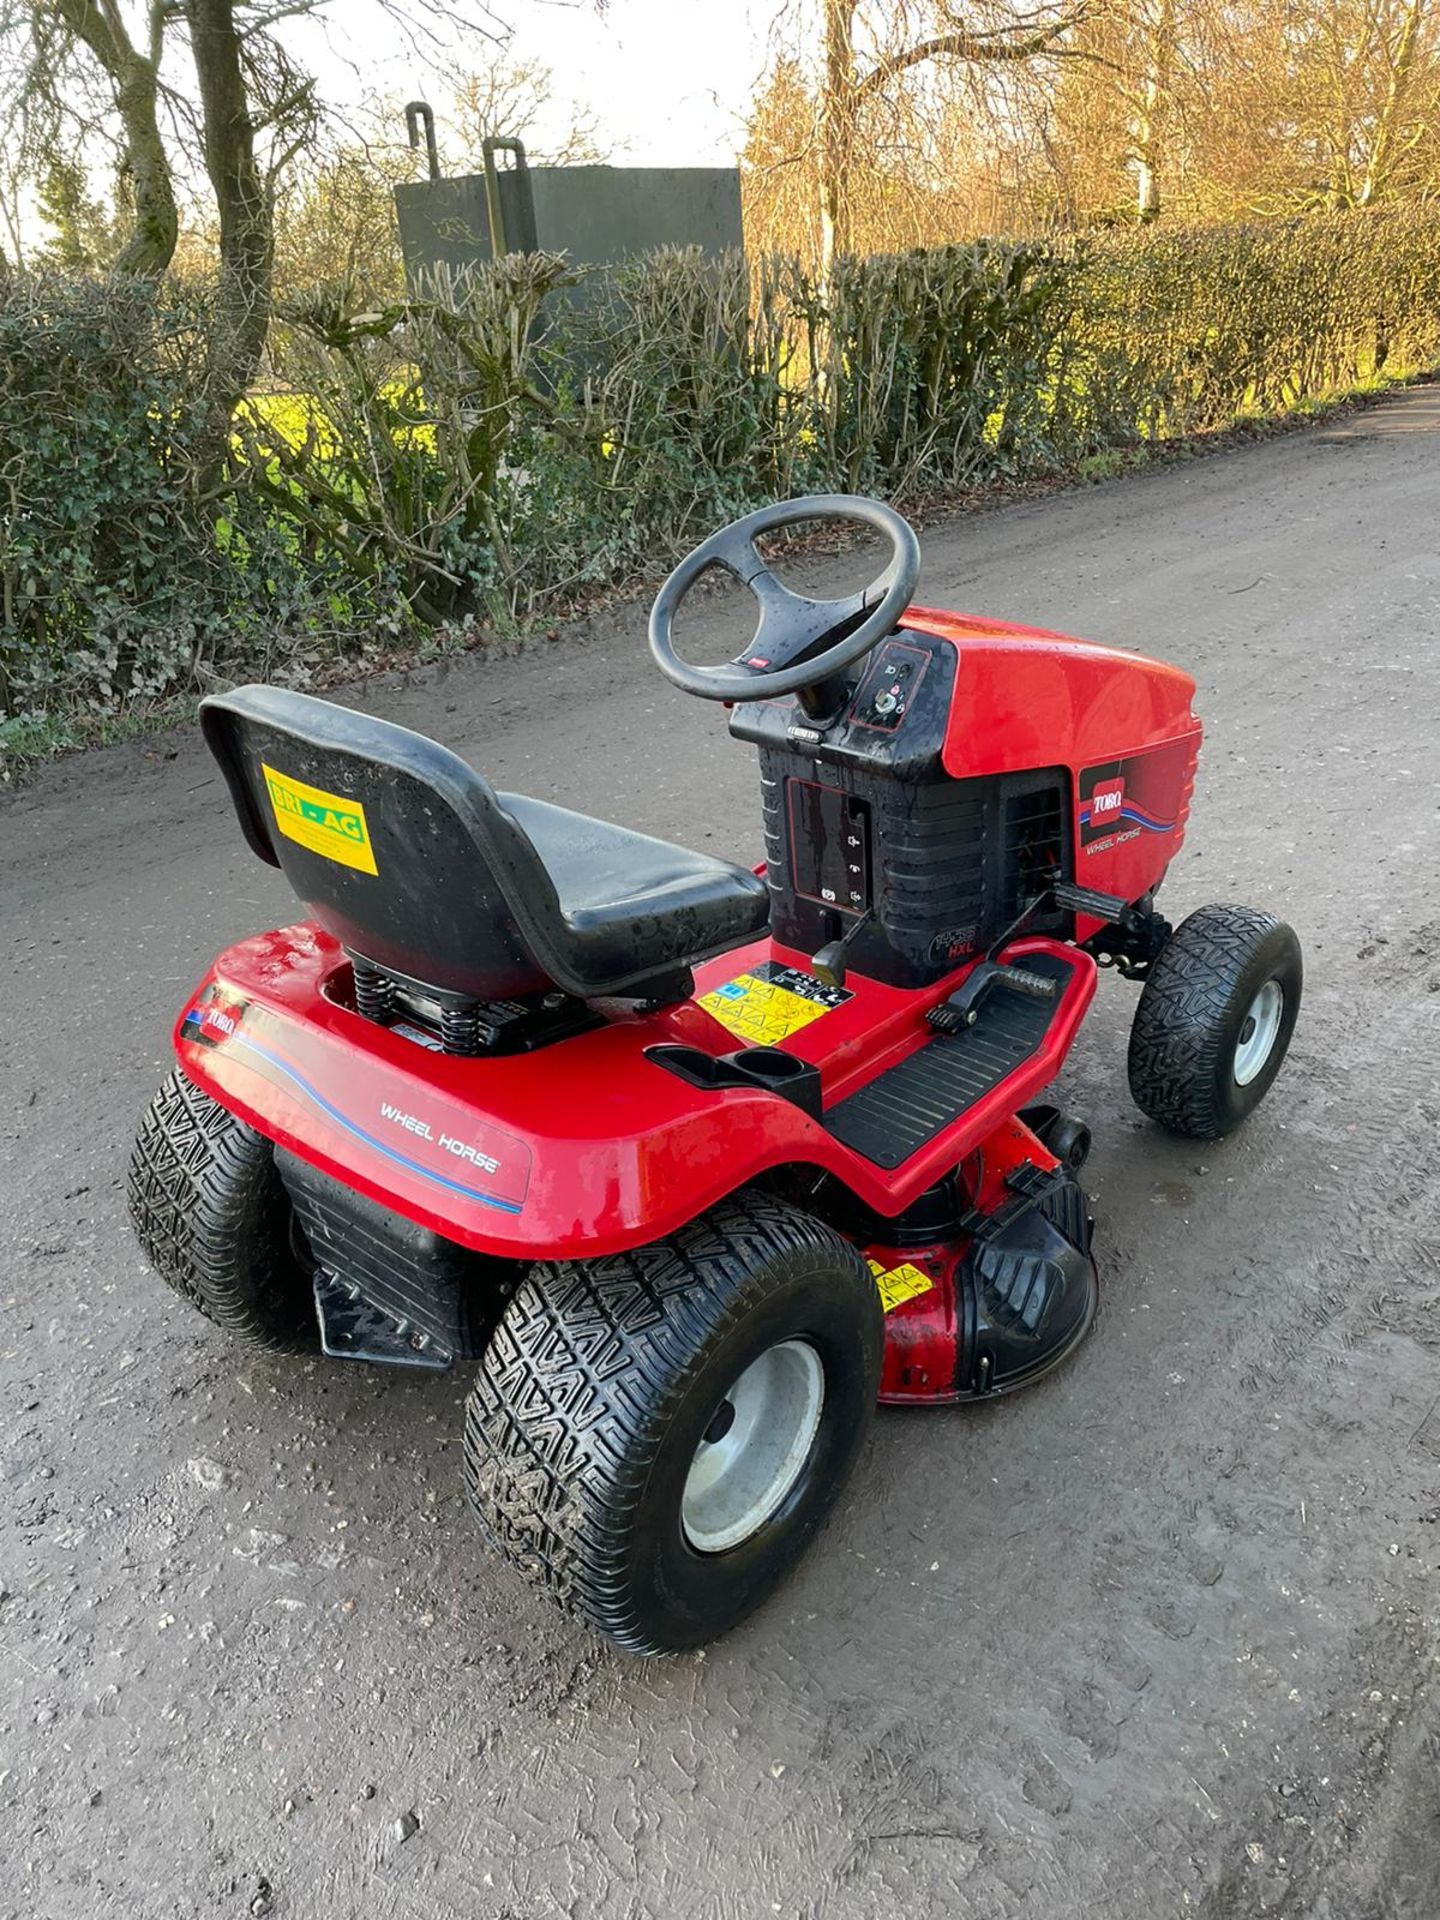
(263, 763, 378, 876)
(1080, 755, 1179, 852)
(1088, 776, 1125, 827)
(181, 987, 250, 1048)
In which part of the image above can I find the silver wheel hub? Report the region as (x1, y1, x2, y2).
(681, 1339, 825, 1554)
(1234, 979, 1284, 1086)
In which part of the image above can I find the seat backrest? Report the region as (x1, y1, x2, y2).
(201, 685, 564, 1002)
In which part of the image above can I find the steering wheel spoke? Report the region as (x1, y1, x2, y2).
(706, 526, 767, 584)
(732, 577, 872, 674)
(648, 495, 921, 705)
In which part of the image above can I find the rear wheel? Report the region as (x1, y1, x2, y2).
(127, 1068, 316, 1350)
(464, 1194, 883, 1654)
(1128, 904, 1302, 1140)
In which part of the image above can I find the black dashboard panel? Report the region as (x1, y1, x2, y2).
(729, 626, 1072, 986)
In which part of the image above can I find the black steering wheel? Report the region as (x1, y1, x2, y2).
(647, 494, 921, 703)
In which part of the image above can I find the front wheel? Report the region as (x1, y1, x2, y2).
(464, 1195, 883, 1654)
(1128, 904, 1302, 1140)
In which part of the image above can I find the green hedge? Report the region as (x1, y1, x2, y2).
(1054, 212, 1440, 443)
(0, 274, 394, 733)
(4, 206, 1440, 735)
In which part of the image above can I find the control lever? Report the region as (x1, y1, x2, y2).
(1046, 878, 1135, 926)
(812, 909, 874, 991)
(927, 959, 1057, 1033)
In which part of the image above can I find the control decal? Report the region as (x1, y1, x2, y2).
(699, 961, 852, 1045)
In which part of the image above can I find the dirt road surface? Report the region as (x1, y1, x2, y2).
(4, 389, 1440, 1920)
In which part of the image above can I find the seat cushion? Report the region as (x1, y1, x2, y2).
(498, 793, 769, 986)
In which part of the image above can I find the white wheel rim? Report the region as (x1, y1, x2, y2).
(1234, 979, 1284, 1086)
(681, 1340, 825, 1555)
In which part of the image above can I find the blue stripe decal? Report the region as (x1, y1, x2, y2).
(224, 1028, 524, 1215)
(1080, 805, 1175, 833)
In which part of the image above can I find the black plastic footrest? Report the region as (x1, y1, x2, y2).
(313, 1267, 453, 1369)
(826, 953, 1075, 1168)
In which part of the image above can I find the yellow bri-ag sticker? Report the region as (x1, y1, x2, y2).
(698, 962, 852, 1047)
(263, 763, 378, 876)
(867, 1257, 936, 1314)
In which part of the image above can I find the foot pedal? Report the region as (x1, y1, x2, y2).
(313, 1268, 453, 1370)
(1049, 880, 1132, 923)
(927, 960, 1057, 1033)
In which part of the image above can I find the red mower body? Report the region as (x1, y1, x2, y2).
(174, 926, 1094, 1262)
(906, 607, 1201, 941)
(129, 489, 1311, 1658)
(171, 612, 1200, 1404)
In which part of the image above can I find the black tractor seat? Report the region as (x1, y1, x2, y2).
(496, 793, 765, 985)
(201, 685, 769, 1007)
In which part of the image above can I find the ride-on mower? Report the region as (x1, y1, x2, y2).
(129, 496, 1301, 1654)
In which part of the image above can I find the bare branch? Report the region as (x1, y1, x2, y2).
(854, 17, 1080, 102)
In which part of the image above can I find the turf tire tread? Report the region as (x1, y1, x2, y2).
(463, 1193, 872, 1653)
(126, 1068, 314, 1350)
(1127, 903, 1292, 1140)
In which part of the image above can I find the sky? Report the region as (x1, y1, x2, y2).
(285, 0, 787, 169)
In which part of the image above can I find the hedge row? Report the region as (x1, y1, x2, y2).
(4, 205, 1440, 732)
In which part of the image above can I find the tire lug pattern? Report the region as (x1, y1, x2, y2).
(463, 1194, 881, 1655)
(1127, 903, 1301, 1141)
(126, 1069, 315, 1351)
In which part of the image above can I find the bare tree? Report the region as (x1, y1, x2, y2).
(2, 0, 179, 273)
(807, 1, 1083, 276)
(1026, 0, 1440, 223)
(2, 0, 515, 382)
(748, 3, 1085, 273)
(272, 132, 414, 299)
(445, 52, 609, 168)
(1297, 0, 1440, 208)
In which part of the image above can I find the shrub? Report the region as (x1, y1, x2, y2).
(1054, 208, 1440, 445)
(4, 205, 1439, 734)
(0, 272, 394, 724)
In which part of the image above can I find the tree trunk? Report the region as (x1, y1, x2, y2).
(54, 0, 177, 276)
(1132, 0, 1176, 222)
(112, 51, 176, 272)
(1135, 146, 1161, 219)
(818, 0, 856, 289)
(186, 0, 273, 405)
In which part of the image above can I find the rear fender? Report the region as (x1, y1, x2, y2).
(175, 922, 1096, 1260)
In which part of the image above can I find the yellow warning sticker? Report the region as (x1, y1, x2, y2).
(699, 973, 829, 1045)
(697, 962, 852, 1047)
(263, 763, 378, 876)
(867, 1257, 936, 1314)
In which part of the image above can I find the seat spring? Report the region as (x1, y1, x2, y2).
(441, 1003, 482, 1056)
(353, 966, 395, 1024)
